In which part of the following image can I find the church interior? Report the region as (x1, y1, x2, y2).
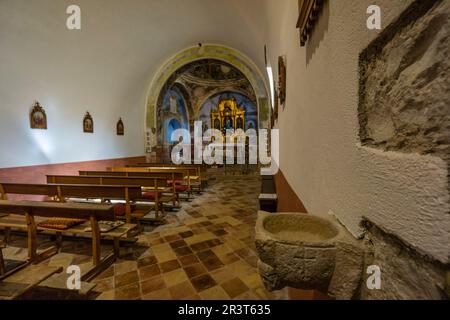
(0, 0, 449, 301)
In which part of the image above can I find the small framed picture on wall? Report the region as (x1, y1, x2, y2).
(83, 112, 94, 133)
(117, 118, 124, 136)
(30, 102, 47, 130)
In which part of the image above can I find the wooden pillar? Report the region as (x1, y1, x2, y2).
(125, 188, 131, 224)
(25, 212, 38, 262)
(89, 215, 101, 266)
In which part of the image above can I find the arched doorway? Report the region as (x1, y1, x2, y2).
(145, 44, 270, 155)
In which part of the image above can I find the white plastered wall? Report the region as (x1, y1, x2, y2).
(0, 0, 268, 168)
(262, 0, 450, 263)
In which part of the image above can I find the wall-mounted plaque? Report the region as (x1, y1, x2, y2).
(117, 118, 124, 136)
(30, 102, 47, 130)
(83, 112, 94, 133)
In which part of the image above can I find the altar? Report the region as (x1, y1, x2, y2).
(211, 98, 246, 135)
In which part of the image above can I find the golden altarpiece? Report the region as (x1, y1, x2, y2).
(211, 99, 246, 135)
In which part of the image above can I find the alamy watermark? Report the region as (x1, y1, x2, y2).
(367, 265, 382, 290)
(169, 121, 279, 175)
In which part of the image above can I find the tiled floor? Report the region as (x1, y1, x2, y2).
(1, 174, 288, 300)
(94, 175, 287, 300)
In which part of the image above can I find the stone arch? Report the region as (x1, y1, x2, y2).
(145, 44, 270, 148)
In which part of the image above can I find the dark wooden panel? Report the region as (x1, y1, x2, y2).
(0, 200, 115, 220)
(0, 184, 58, 197)
(59, 185, 142, 200)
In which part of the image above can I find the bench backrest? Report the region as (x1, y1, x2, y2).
(0, 200, 115, 221)
(0, 183, 142, 201)
(108, 167, 194, 177)
(79, 170, 184, 181)
(129, 163, 207, 174)
(47, 175, 170, 188)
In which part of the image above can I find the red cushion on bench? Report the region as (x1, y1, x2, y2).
(175, 185, 189, 192)
(113, 204, 126, 217)
(142, 191, 156, 200)
(167, 179, 184, 185)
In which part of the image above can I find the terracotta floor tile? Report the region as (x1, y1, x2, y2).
(142, 288, 171, 300)
(210, 267, 236, 285)
(199, 286, 230, 300)
(169, 281, 196, 300)
(154, 250, 177, 263)
(174, 246, 193, 257)
(202, 257, 225, 272)
(218, 252, 240, 265)
(213, 229, 228, 237)
(179, 254, 200, 267)
(221, 278, 249, 299)
(114, 283, 141, 300)
(169, 239, 187, 249)
(138, 255, 158, 268)
(114, 260, 138, 276)
(115, 270, 139, 288)
(190, 241, 210, 252)
(139, 264, 161, 281)
(164, 234, 181, 242)
(141, 276, 166, 295)
(163, 269, 189, 287)
(184, 263, 207, 278)
(179, 231, 194, 239)
(160, 259, 181, 273)
(190, 274, 217, 293)
(197, 249, 217, 262)
(241, 273, 264, 289)
(93, 277, 114, 292)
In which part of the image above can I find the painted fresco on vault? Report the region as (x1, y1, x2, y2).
(158, 86, 189, 144)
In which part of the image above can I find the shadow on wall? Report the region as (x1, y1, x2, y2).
(306, 0, 330, 65)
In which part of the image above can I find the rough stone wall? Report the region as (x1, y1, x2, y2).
(359, 0, 450, 168)
(360, 222, 448, 300)
(357, 0, 450, 299)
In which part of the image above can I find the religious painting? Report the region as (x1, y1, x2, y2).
(210, 98, 246, 136)
(278, 56, 287, 107)
(117, 118, 124, 136)
(83, 112, 94, 133)
(30, 102, 47, 130)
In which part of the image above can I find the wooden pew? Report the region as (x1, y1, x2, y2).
(79, 170, 191, 198)
(0, 182, 142, 224)
(0, 200, 127, 281)
(108, 167, 200, 195)
(46, 175, 179, 217)
(128, 164, 208, 191)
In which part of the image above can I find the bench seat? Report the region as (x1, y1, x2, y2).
(0, 214, 137, 240)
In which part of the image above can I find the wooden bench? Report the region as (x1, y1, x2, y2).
(0, 200, 129, 281)
(129, 163, 209, 187)
(79, 170, 192, 199)
(108, 167, 201, 195)
(47, 175, 179, 217)
(0, 182, 142, 224)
